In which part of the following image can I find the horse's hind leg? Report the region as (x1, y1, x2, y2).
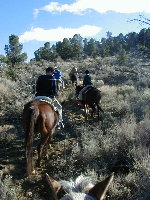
(45, 132, 54, 160)
(91, 105, 96, 119)
(37, 131, 52, 166)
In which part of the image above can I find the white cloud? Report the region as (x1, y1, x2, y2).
(34, 0, 150, 16)
(19, 25, 102, 43)
(33, 9, 39, 18)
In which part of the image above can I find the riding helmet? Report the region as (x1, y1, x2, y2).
(46, 66, 54, 73)
(85, 70, 89, 74)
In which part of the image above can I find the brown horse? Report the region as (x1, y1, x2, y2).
(76, 85, 104, 121)
(46, 173, 114, 200)
(69, 72, 78, 86)
(22, 100, 58, 176)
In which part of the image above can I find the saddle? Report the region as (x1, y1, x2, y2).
(82, 86, 93, 95)
(33, 96, 58, 112)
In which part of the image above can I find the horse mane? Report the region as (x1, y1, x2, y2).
(59, 175, 97, 193)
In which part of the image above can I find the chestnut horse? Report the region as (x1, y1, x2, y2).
(76, 85, 104, 121)
(22, 100, 58, 176)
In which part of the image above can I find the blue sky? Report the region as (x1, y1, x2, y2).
(0, 0, 150, 62)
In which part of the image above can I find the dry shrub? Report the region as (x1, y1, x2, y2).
(0, 78, 17, 99)
(0, 125, 16, 146)
(93, 79, 104, 88)
(101, 85, 150, 121)
(0, 78, 18, 111)
(117, 85, 135, 97)
(130, 89, 150, 121)
(0, 175, 17, 200)
(69, 114, 150, 199)
(101, 85, 130, 118)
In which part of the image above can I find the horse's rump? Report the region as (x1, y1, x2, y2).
(83, 87, 101, 105)
(23, 100, 58, 132)
(76, 85, 101, 103)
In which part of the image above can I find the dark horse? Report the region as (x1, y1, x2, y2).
(69, 72, 78, 86)
(22, 100, 58, 176)
(76, 85, 104, 121)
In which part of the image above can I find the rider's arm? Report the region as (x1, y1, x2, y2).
(52, 78, 58, 96)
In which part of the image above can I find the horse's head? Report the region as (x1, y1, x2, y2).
(46, 173, 114, 200)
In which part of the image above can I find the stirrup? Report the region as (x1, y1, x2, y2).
(76, 100, 83, 106)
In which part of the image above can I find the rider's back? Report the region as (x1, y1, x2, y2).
(83, 74, 92, 86)
(36, 75, 57, 97)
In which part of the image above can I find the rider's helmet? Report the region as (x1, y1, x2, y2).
(46, 66, 54, 73)
(85, 70, 89, 74)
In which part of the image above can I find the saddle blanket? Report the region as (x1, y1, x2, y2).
(33, 96, 58, 111)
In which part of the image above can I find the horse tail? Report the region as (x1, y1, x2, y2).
(25, 105, 39, 176)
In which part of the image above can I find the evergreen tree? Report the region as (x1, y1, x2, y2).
(83, 38, 88, 58)
(56, 38, 73, 60)
(125, 32, 138, 51)
(0, 54, 6, 65)
(4, 34, 27, 66)
(117, 46, 128, 65)
(34, 42, 58, 61)
(70, 34, 83, 60)
(87, 38, 98, 58)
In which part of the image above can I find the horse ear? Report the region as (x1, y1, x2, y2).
(88, 173, 114, 200)
(45, 173, 61, 200)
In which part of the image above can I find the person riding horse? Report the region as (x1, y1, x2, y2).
(54, 68, 65, 90)
(35, 66, 64, 129)
(69, 67, 78, 85)
(77, 69, 93, 105)
(76, 70, 103, 120)
(23, 66, 63, 176)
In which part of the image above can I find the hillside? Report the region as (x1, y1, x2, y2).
(0, 53, 150, 200)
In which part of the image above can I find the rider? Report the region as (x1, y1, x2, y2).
(35, 66, 64, 129)
(69, 66, 78, 85)
(70, 66, 78, 74)
(77, 69, 93, 105)
(54, 68, 65, 89)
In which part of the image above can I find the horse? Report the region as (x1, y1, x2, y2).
(46, 173, 114, 200)
(69, 72, 78, 86)
(22, 100, 58, 176)
(76, 85, 104, 121)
